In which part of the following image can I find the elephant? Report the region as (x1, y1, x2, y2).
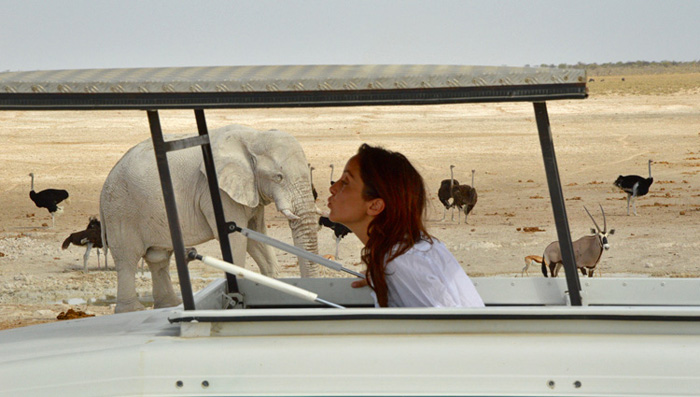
(100, 124, 320, 313)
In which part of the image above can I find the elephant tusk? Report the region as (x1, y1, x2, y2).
(281, 209, 301, 221)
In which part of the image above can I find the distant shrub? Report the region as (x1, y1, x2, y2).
(556, 60, 700, 76)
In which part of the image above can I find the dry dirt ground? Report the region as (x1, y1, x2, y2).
(1, 83, 699, 330)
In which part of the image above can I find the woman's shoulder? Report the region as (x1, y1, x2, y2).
(390, 238, 451, 269)
(405, 237, 448, 255)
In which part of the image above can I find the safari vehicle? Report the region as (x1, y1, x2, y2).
(1, 65, 699, 396)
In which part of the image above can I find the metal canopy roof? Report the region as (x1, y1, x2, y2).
(0, 64, 587, 110)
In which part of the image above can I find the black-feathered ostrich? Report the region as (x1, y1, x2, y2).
(318, 216, 352, 260)
(438, 165, 460, 221)
(452, 169, 478, 224)
(61, 217, 104, 273)
(29, 172, 69, 228)
(614, 159, 654, 216)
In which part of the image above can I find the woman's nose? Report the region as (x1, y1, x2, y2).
(329, 180, 339, 195)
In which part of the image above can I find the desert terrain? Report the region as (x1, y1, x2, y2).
(1, 73, 699, 330)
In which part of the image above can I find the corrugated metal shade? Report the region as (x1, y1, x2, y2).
(0, 64, 587, 109)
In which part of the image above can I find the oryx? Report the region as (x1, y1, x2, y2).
(542, 205, 615, 278)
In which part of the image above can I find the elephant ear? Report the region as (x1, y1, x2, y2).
(199, 130, 259, 208)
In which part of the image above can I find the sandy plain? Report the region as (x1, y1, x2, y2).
(1, 75, 699, 330)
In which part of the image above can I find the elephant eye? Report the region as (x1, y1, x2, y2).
(274, 173, 283, 183)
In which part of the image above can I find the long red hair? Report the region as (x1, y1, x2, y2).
(356, 144, 431, 307)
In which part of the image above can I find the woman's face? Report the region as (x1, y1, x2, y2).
(327, 155, 372, 230)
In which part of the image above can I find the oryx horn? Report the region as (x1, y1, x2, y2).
(584, 205, 602, 233)
(599, 204, 607, 233)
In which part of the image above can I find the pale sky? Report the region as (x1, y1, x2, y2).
(2, 0, 698, 72)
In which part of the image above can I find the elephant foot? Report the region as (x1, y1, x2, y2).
(154, 296, 182, 309)
(115, 299, 146, 314)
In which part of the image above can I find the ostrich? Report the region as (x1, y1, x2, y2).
(61, 217, 104, 273)
(437, 165, 460, 221)
(614, 159, 653, 216)
(329, 163, 336, 185)
(452, 169, 478, 224)
(29, 172, 69, 228)
(318, 216, 352, 259)
(309, 163, 318, 201)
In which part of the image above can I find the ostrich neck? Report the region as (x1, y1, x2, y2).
(471, 170, 475, 187)
(648, 161, 652, 178)
(30, 174, 34, 191)
(450, 167, 454, 185)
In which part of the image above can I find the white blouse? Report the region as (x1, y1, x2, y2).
(372, 239, 484, 308)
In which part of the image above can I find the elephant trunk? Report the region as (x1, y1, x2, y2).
(285, 182, 321, 277)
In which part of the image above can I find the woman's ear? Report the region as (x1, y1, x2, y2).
(367, 198, 385, 216)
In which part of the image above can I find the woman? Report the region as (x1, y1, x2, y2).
(328, 143, 484, 308)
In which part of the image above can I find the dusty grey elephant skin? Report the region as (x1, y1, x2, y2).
(100, 124, 320, 313)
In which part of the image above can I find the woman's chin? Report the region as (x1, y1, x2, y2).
(328, 213, 343, 224)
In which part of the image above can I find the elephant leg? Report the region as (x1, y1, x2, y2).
(199, 201, 251, 273)
(108, 228, 148, 313)
(144, 248, 182, 309)
(243, 210, 280, 277)
(114, 251, 146, 313)
(247, 238, 280, 277)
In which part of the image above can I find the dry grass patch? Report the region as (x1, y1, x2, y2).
(588, 73, 700, 96)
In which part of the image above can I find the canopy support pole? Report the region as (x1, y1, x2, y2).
(533, 102, 582, 306)
(148, 110, 196, 310)
(194, 109, 240, 295)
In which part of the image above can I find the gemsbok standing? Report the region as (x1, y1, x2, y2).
(542, 205, 615, 278)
